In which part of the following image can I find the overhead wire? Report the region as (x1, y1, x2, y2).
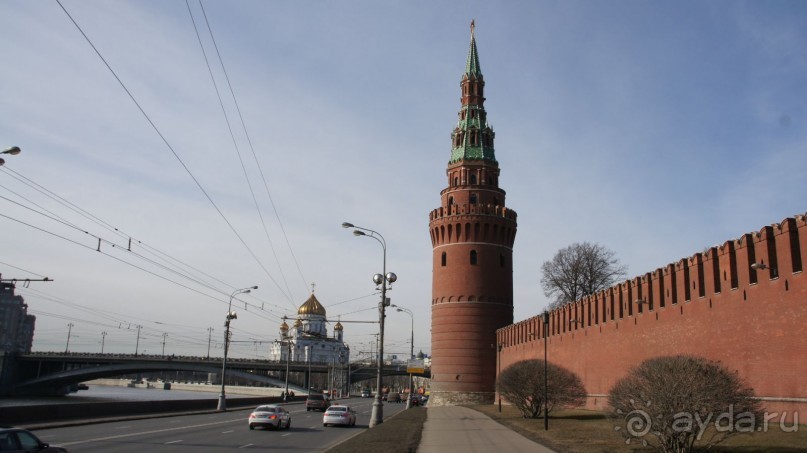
(187, 0, 297, 308)
(0, 207, 286, 324)
(54, 0, 294, 306)
(1, 166, 250, 299)
(197, 0, 310, 296)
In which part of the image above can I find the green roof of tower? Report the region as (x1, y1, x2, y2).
(465, 20, 482, 77)
(449, 21, 496, 165)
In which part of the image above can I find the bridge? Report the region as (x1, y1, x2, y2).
(0, 351, 429, 396)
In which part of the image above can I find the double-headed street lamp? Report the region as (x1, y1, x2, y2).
(392, 304, 415, 409)
(342, 222, 397, 428)
(217, 285, 258, 411)
(0, 146, 21, 166)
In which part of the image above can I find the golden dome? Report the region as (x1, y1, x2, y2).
(334, 322, 343, 331)
(297, 293, 326, 316)
(294, 318, 302, 327)
(280, 321, 289, 331)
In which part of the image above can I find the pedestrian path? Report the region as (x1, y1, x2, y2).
(418, 405, 556, 453)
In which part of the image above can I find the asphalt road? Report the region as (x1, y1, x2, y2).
(32, 397, 406, 452)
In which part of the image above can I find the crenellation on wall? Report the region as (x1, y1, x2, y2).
(496, 213, 806, 418)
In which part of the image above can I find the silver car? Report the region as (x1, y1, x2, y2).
(248, 405, 291, 430)
(323, 405, 357, 427)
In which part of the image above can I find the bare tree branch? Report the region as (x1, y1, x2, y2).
(540, 241, 627, 308)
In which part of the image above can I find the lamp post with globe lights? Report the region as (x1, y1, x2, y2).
(341, 222, 396, 427)
(0, 146, 21, 166)
(217, 286, 258, 411)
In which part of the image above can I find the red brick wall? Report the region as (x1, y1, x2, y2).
(498, 213, 807, 420)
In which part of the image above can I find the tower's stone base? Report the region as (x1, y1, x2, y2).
(427, 391, 494, 407)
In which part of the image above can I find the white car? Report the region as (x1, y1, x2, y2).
(322, 405, 357, 427)
(248, 405, 291, 430)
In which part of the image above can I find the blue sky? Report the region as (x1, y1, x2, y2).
(1, 1, 805, 360)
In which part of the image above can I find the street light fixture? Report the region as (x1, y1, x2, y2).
(0, 146, 21, 166)
(217, 285, 258, 411)
(342, 221, 397, 428)
(497, 343, 503, 412)
(542, 311, 550, 431)
(393, 305, 414, 409)
(282, 331, 292, 401)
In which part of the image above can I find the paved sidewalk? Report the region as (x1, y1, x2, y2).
(418, 405, 556, 453)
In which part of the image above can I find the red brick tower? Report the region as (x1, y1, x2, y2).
(428, 22, 518, 406)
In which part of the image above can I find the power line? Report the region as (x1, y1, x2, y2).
(197, 0, 310, 297)
(55, 0, 294, 306)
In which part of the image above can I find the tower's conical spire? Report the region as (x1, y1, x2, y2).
(451, 20, 495, 164)
(465, 20, 482, 77)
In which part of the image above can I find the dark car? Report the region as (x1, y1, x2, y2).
(0, 427, 69, 452)
(306, 393, 330, 412)
(387, 392, 401, 403)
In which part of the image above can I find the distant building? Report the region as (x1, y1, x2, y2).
(0, 282, 36, 354)
(269, 292, 349, 366)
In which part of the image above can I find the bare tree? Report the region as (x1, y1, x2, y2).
(609, 355, 764, 453)
(496, 359, 586, 418)
(540, 241, 627, 308)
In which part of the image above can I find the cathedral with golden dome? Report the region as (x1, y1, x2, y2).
(269, 291, 349, 366)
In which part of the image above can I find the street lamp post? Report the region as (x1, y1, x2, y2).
(283, 333, 291, 400)
(543, 311, 550, 430)
(217, 286, 258, 411)
(0, 146, 21, 166)
(306, 345, 312, 395)
(497, 343, 503, 412)
(393, 305, 414, 409)
(65, 323, 74, 353)
(342, 222, 397, 428)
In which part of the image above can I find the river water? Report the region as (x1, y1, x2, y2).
(0, 383, 257, 407)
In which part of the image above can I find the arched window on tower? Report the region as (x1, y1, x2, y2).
(470, 193, 477, 204)
(470, 250, 478, 265)
(441, 252, 447, 267)
(469, 174, 477, 185)
(448, 196, 454, 207)
(453, 176, 459, 187)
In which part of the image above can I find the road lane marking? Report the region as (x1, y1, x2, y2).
(281, 433, 291, 437)
(61, 418, 243, 446)
(239, 444, 254, 448)
(165, 440, 183, 444)
(222, 430, 235, 433)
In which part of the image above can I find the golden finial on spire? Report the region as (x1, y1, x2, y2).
(310, 282, 316, 293)
(470, 19, 475, 38)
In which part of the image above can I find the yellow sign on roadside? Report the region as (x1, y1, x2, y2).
(407, 359, 425, 374)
